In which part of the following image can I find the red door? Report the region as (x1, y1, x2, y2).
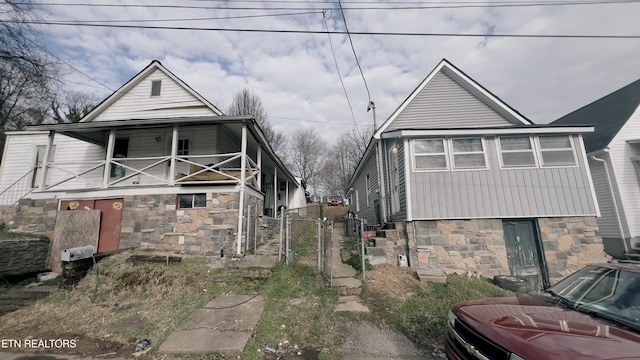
(60, 199, 124, 252)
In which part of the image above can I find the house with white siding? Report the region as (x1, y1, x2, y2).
(349, 59, 604, 289)
(553, 78, 640, 261)
(0, 60, 300, 260)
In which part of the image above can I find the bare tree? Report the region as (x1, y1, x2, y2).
(287, 127, 328, 201)
(52, 90, 99, 123)
(228, 88, 286, 156)
(0, 1, 58, 154)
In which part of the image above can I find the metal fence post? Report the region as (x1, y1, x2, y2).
(285, 213, 291, 265)
(360, 219, 366, 281)
(317, 218, 321, 271)
(279, 211, 284, 262)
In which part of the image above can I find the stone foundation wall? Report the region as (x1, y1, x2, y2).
(1, 192, 265, 257)
(123, 192, 264, 256)
(407, 216, 604, 284)
(0, 238, 51, 274)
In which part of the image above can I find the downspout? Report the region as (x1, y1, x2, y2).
(591, 152, 629, 255)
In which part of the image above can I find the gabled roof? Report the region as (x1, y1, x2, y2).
(80, 60, 224, 122)
(552, 78, 640, 153)
(373, 58, 532, 139)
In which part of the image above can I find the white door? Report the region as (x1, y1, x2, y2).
(387, 145, 400, 214)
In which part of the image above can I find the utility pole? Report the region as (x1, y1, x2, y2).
(367, 101, 376, 130)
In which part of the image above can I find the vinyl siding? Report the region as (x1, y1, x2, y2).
(94, 69, 216, 122)
(608, 104, 640, 238)
(0, 132, 104, 196)
(408, 134, 597, 219)
(589, 155, 627, 238)
(386, 71, 514, 131)
(352, 151, 379, 224)
(113, 125, 219, 186)
(219, 125, 241, 168)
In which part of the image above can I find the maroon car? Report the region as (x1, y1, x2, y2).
(446, 263, 640, 360)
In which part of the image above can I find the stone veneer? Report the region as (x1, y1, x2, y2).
(407, 216, 604, 284)
(1, 192, 264, 257)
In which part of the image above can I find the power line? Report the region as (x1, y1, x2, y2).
(322, 9, 360, 135)
(43, 11, 321, 24)
(338, 0, 371, 104)
(13, 0, 640, 11)
(19, 20, 640, 39)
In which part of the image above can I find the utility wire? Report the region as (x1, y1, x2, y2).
(20, 20, 640, 39)
(322, 9, 359, 136)
(15, 0, 640, 10)
(338, 0, 371, 104)
(43, 11, 321, 24)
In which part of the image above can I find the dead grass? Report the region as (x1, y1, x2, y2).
(0, 251, 231, 356)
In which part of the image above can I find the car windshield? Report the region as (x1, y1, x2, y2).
(542, 265, 640, 332)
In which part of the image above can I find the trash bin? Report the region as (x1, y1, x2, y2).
(345, 217, 354, 236)
(398, 254, 408, 267)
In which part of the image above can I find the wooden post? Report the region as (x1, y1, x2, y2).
(102, 129, 116, 188)
(257, 146, 262, 191)
(169, 125, 178, 185)
(39, 131, 55, 190)
(236, 124, 248, 255)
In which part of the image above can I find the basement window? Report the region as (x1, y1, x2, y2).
(151, 80, 162, 97)
(178, 193, 206, 209)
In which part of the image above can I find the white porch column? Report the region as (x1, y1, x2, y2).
(39, 131, 55, 190)
(376, 141, 387, 222)
(273, 168, 278, 213)
(285, 180, 289, 208)
(169, 125, 178, 185)
(102, 129, 116, 188)
(236, 124, 248, 255)
(257, 146, 262, 191)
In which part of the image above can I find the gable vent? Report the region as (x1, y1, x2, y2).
(151, 80, 162, 97)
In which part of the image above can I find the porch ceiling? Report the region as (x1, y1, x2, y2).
(28, 116, 254, 145)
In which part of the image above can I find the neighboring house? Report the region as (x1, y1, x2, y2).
(553, 78, 640, 261)
(348, 59, 604, 289)
(0, 60, 300, 261)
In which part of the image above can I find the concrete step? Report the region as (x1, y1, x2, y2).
(369, 237, 403, 247)
(365, 244, 405, 257)
(376, 228, 400, 240)
(626, 252, 640, 260)
(331, 277, 362, 295)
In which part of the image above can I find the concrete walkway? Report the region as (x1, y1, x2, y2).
(158, 294, 264, 356)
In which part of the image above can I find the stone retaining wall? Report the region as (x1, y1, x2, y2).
(0, 238, 51, 274)
(407, 216, 604, 284)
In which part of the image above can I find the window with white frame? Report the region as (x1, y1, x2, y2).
(178, 193, 206, 209)
(414, 139, 447, 170)
(451, 138, 487, 169)
(538, 135, 576, 166)
(177, 138, 190, 156)
(499, 136, 536, 168)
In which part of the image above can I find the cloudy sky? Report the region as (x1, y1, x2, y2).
(25, 0, 640, 143)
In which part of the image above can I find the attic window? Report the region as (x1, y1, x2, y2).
(151, 80, 162, 97)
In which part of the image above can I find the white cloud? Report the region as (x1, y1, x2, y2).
(37, 0, 640, 142)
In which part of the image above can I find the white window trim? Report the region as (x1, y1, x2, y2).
(497, 136, 539, 169)
(412, 138, 449, 172)
(355, 189, 360, 212)
(535, 135, 578, 168)
(365, 173, 370, 206)
(449, 137, 489, 171)
(151, 80, 162, 97)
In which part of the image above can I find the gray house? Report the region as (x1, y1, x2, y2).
(348, 59, 604, 288)
(553, 78, 640, 261)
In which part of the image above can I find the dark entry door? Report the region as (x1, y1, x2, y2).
(503, 220, 545, 292)
(60, 199, 124, 253)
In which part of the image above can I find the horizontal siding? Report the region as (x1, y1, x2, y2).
(0, 133, 104, 197)
(608, 105, 640, 237)
(387, 72, 513, 131)
(95, 69, 216, 121)
(589, 156, 626, 238)
(410, 135, 598, 219)
(352, 152, 379, 224)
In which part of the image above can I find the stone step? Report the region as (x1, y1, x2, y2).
(369, 237, 403, 247)
(226, 267, 273, 279)
(365, 244, 405, 257)
(330, 277, 362, 295)
(376, 228, 400, 240)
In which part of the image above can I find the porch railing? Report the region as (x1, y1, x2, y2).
(0, 168, 36, 214)
(38, 151, 260, 191)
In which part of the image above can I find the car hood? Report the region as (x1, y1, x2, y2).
(453, 296, 640, 360)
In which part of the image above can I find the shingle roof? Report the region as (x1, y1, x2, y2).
(552, 78, 640, 153)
